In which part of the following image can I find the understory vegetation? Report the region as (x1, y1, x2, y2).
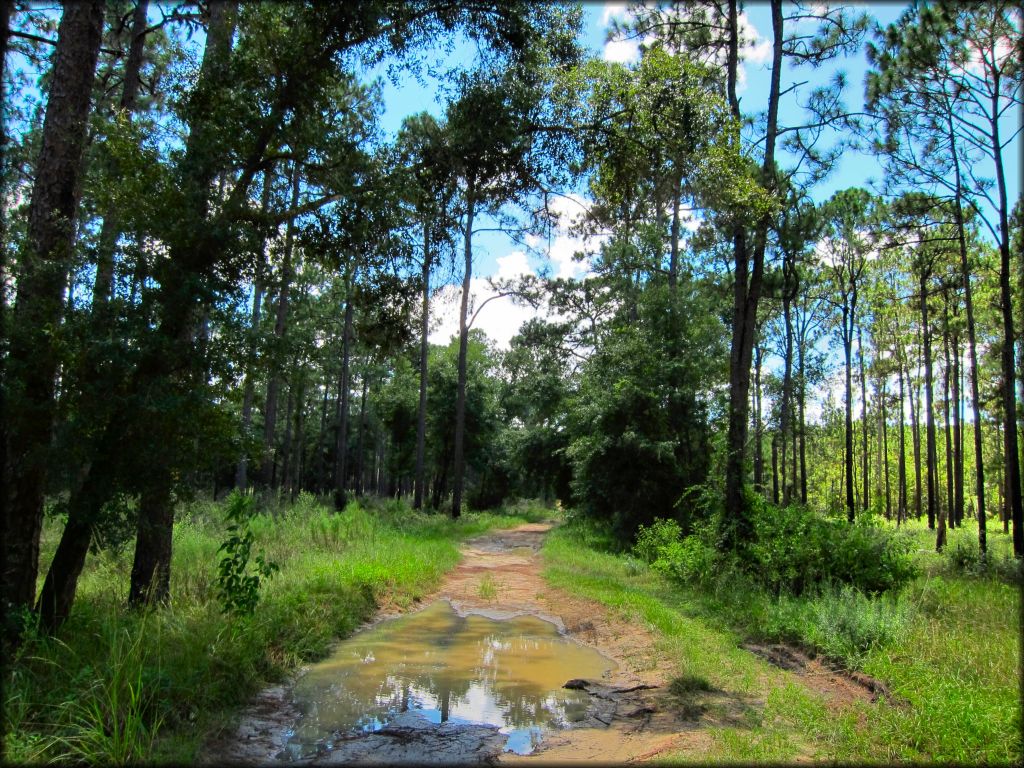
(3, 495, 548, 764)
(544, 516, 1021, 763)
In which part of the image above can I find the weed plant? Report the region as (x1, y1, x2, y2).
(4, 495, 550, 764)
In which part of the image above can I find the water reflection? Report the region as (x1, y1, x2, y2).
(285, 601, 614, 757)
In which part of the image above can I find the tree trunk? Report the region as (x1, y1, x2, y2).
(91, 0, 150, 303)
(798, 341, 808, 505)
(280, 382, 295, 498)
(882, 378, 892, 520)
(34, 0, 156, 629)
(723, 0, 782, 546)
(2, 0, 105, 617)
(414, 227, 431, 509)
(452, 181, 476, 519)
(989, 86, 1022, 557)
(843, 305, 855, 523)
(949, 143, 986, 552)
(753, 335, 764, 493)
(780, 255, 795, 505)
(770, 433, 779, 505)
(668, 174, 681, 295)
(235, 170, 273, 489)
(921, 268, 937, 531)
(858, 324, 869, 512)
(355, 372, 368, 496)
(952, 324, 964, 527)
(334, 277, 354, 510)
(897, 354, 907, 525)
(127, 0, 238, 608)
(910, 338, 923, 521)
(261, 164, 300, 488)
(943, 295, 954, 531)
(128, 470, 174, 606)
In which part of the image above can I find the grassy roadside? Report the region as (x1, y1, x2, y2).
(542, 516, 1021, 763)
(3, 493, 548, 765)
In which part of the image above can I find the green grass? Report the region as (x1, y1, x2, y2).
(542, 514, 1021, 764)
(3, 493, 552, 765)
(477, 572, 499, 600)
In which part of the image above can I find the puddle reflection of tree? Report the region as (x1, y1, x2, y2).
(293, 605, 596, 743)
(368, 634, 574, 729)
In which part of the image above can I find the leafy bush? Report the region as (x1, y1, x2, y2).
(216, 493, 279, 616)
(635, 518, 719, 586)
(634, 518, 683, 564)
(943, 541, 1022, 584)
(748, 502, 916, 595)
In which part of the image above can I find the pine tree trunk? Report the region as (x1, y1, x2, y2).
(988, 94, 1022, 557)
(910, 338, 923, 521)
(414, 228, 430, 509)
(753, 336, 764, 493)
(780, 259, 795, 505)
(261, 165, 300, 488)
(943, 296, 954, 531)
(897, 356, 907, 525)
(882, 379, 892, 520)
(858, 324, 869, 513)
(334, 279, 354, 510)
(952, 326, 964, 527)
(798, 343, 808, 505)
(452, 182, 476, 519)
(843, 305, 854, 523)
(355, 373, 368, 496)
(921, 269, 937, 531)
(235, 170, 273, 489)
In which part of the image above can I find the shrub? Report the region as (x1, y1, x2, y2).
(635, 503, 917, 597)
(216, 493, 279, 616)
(634, 518, 683, 564)
(748, 503, 916, 595)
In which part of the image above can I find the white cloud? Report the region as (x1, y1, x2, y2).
(601, 2, 628, 26)
(739, 12, 772, 65)
(428, 254, 541, 350)
(494, 250, 532, 280)
(603, 38, 640, 63)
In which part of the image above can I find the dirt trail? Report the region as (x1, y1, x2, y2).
(205, 521, 879, 764)
(421, 521, 707, 762)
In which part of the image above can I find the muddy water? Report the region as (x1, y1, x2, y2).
(282, 600, 615, 760)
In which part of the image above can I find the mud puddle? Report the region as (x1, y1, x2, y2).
(282, 600, 615, 760)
